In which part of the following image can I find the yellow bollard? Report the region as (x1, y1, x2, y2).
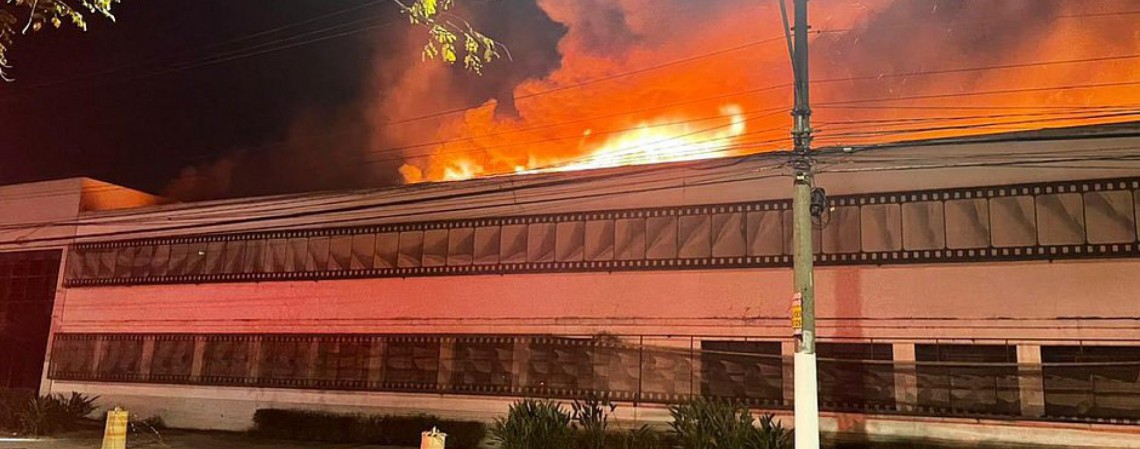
(420, 426, 447, 449)
(101, 407, 129, 449)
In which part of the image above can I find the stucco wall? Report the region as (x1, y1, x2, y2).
(54, 259, 1140, 342)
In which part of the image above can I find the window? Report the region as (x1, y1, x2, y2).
(646, 216, 678, 259)
(257, 335, 313, 386)
(527, 223, 556, 263)
(382, 337, 440, 391)
(584, 220, 615, 261)
(327, 235, 353, 271)
(711, 213, 746, 257)
(1084, 191, 1135, 244)
(473, 226, 501, 265)
(48, 335, 97, 380)
(500, 224, 528, 263)
(817, 343, 895, 411)
(398, 232, 424, 268)
(915, 344, 1019, 416)
(314, 335, 373, 389)
(902, 202, 945, 250)
(639, 340, 693, 402)
(1042, 345, 1140, 420)
(447, 228, 475, 266)
(746, 210, 783, 256)
(150, 335, 195, 381)
(614, 218, 647, 260)
(944, 199, 990, 249)
(1036, 194, 1085, 245)
(526, 337, 594, 395)
(990, 196, 1037, 247)
(700, 341, 783, 407)
(349, 233, 375, 270)
(422, 230, 449, 267)
(97, 336, 145, 381)
(678, 215, 711, 258)
(822, 206, 861, 254)
(860, 204, 902, 252)
(450, 337, 514, 393)
(201, 336, 252, 384)
(590, 342, 640, 399)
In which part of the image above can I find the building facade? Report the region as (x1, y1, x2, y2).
(4, 127, 1140, 446)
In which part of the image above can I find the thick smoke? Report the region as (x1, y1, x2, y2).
(166, 0, 563, 200)
(167, 0, 1140, 197)
(397, 0, 1140, 182)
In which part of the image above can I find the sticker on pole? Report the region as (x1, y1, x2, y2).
(791, 292, 803, 336)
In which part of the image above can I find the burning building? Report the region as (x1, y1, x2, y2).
(2, 122, 1140, 445)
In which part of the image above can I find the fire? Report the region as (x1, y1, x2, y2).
(519, 104, 747, 175)
(385, 0, 1140, 184)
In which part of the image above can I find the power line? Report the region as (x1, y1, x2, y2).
(0, 1, 389, 95)
(9, 131, 1140, 243)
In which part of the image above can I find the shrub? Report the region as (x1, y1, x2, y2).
(752, 413, 792, 449)
(251, 408, 486, 449)
(1, 391, 98, 436)
(669, 398, 792, 449)
(571, 395, 616, 449)
(491, 399, 573, 449)
(613, 425, 668, 449)
(58, 392, 98, 423)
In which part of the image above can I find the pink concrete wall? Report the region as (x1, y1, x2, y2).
(56, 259, 1140, 342)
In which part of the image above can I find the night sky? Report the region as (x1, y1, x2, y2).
(0, 0, 562, 199)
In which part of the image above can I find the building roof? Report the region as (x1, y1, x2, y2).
(4, 120, 1140, 248)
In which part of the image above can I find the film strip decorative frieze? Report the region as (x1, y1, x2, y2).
(63, 177, 1140, 287)
(45, 333, 1140, 424)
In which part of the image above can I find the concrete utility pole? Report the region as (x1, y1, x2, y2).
(788, 0, 820, 448)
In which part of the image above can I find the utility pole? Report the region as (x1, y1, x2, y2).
(788, 0, 820, 448)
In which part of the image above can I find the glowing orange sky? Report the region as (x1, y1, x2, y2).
(389, 0, 1140, 183)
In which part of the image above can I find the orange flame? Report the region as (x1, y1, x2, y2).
(392, 0, 1140, 183)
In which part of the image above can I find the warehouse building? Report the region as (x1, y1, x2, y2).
(2, 123, 1140, 446)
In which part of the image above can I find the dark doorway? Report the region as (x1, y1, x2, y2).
(0, 250, 62, 391)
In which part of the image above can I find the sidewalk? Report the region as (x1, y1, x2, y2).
(0, 428, 413, 449)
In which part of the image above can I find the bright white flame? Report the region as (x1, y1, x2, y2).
(524, 104, 746, 174)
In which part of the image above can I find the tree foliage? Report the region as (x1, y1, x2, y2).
(0, 0, 118, 80)
(394, 0, 507, 74)
(0, 0, 503, 81)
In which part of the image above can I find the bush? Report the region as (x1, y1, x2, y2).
(572, 395, 617, 449)
(669, 398, 791, 449)
(491, 399, 573, 449)
(251, 408, 486, 449)
(612, 425, 668, 449)
(0, 391, 97, 436)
